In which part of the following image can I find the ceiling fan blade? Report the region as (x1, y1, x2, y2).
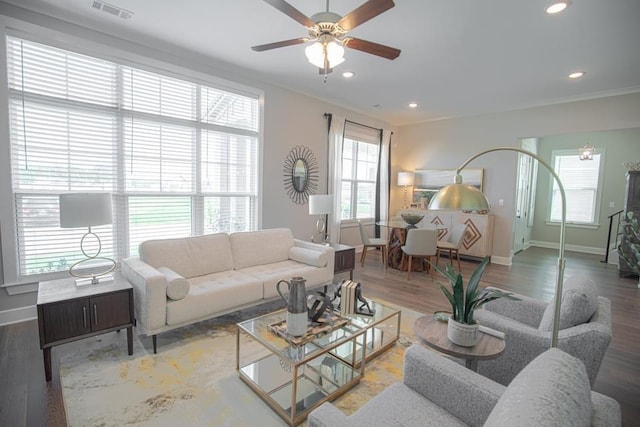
(262, 0, 316, 28)
(337, 0, 395, 31)
(251, 38, 307, 52)
(344, 37, 401, 60)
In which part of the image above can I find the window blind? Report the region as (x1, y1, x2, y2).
(340, 122, 380, 220)
(550, 152, 602, 224)
(6, 36, 260, 280)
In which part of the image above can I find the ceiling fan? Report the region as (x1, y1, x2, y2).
(252, 0, 401, 77)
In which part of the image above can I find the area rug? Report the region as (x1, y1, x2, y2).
(59, 299, 422, 426)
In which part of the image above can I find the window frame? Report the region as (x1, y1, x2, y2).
(546, 148, 605, 228)
(0, 32, 264, 286)
(340, 136, 380, 222)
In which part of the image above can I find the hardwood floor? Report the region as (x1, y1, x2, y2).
(0, 247, 637, 426)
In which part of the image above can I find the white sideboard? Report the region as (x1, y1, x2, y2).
(397, 209, 494, 259)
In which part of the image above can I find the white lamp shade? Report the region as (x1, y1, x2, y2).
(309, 194, 333, 215)
(397, 171, 415, 186)
(305, 41, 345, 69)
(59, 193, 113, 228)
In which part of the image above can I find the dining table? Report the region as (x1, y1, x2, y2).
(376, 219, 446, 271)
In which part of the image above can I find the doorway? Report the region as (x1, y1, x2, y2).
(513, 138, 538, 254)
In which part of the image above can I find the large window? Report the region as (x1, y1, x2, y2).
(340, 123, 381, 220)
(5, 36, 260, 280)
(549, 149, 604, 225)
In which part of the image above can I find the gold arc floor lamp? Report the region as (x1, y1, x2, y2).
(428, 147, 566, 348)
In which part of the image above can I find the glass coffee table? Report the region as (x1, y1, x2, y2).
(236, 300, 401, 426)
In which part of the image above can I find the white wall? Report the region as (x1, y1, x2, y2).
(0, 6, 394, 313)
(395, 93, 640, 262)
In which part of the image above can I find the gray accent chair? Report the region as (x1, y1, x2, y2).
(475, 276, 612, 386)
(308, 344, 621, 427)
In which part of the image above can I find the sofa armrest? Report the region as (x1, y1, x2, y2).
(120, 257, 168, 335)
(482, 287, 548, 327)
(308, 402, 351, 427)
(590, 391, 621, 427)
(402, 344, 505, 426)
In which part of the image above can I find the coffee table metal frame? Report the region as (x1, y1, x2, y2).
(236, 309, 367, 426)
(335, 299, 402, 368)
(235, 300, 402, 426)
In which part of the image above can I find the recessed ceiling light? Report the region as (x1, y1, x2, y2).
(568, 71, 585, 79)
(408, 102, 418, 108)
(342, 71, 355, 78)
(546, 1, 570, 14)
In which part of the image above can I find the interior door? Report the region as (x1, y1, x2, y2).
(513, 138, 538, 254)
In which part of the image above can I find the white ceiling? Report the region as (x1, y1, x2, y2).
(3, 0, 640, 125)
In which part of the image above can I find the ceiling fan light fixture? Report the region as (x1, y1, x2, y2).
(305, 39, 345, 69)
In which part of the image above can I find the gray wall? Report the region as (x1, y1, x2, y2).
(0, 7, 394, 313)
(395, 93, 640, 262)
(531, 128, 640, 250)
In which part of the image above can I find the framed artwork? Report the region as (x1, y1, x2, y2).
(412, 168, 484, 207)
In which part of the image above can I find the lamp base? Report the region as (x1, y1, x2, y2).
(75, 274, 114, 287)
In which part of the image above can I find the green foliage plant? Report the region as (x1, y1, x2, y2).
(432, 256, 520, 325)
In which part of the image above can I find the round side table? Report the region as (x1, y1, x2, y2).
(413, 315, 505, 371)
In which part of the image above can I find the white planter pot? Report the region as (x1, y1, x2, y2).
(447, 318, 479, 347)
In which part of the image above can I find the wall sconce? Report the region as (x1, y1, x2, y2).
(578, 145, 595, 160)
(397, 171, 415, 209)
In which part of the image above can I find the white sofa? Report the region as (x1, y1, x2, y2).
(120, 228, 334, 352)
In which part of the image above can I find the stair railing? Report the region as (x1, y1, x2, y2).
(602, 210, 624, 263)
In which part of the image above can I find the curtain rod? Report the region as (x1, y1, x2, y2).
(323, 113, 389, 133)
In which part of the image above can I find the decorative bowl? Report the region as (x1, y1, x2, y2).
(401, 213, 424, 227)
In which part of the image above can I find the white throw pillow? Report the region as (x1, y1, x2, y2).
(538, 275, 598, 331)
(289, 246, 328, 268)
(484, 348, 592, 427)
(157, 267, 190, 301)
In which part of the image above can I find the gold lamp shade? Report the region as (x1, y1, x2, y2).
(428, 177, 490, 211)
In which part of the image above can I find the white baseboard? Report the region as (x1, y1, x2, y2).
(529, 241, 605, 255)
(490, 255, 512, 266)
(0, 305, 37, 326)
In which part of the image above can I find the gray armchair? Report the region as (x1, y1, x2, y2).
(308, 344, 620, 427)
(475, 276, 612, 386)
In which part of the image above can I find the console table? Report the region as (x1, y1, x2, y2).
(37, 274, 134, 381)
(398, 209, 494, 259)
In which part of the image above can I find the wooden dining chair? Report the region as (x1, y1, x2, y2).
(358, 221, 388, 268)
(436, 223, 467, 271)
(401, 228, 438, 280)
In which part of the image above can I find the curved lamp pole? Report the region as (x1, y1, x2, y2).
(429, 147, 566, 348)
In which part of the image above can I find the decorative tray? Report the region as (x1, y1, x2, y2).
(268, 311, 349, 346)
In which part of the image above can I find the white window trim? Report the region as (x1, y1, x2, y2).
(0, 24, 264, 285)
(546, 148, 606, 228)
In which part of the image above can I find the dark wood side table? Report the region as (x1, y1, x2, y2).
(37, 273, 135, 381)
(413, 316, 505, 371)
(331, 243, 355, 280)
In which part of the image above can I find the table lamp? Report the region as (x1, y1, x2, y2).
(428, 147, 566, 348)
(309, 194, 333, 244)
(397, 171, 415, 209)
(59, 193, 116, 285)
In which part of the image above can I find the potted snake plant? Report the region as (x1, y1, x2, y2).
(432, 256, 519, 346)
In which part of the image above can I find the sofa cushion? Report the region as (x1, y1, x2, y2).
(239, 260, 328, 299)
(538, 275, 598, 331)
(157, 267, 190, 301)
(230, 228, 294, 270)
(484, 348, 592, 427)
(289, 246, 328, 268)
(166, 270, 263, 325)
(139, 233, 233, 279)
